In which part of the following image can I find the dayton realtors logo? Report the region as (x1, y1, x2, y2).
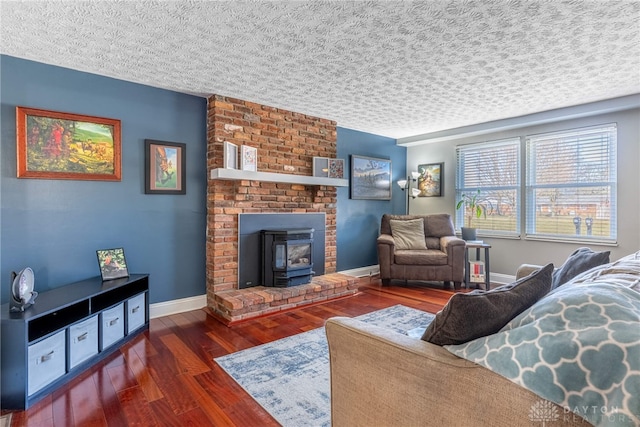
(529, 400, 560, 426)
(529, 400, 635, 425)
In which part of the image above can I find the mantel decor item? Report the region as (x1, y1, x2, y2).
(241, 145, 258, 172)
(328, 159, 345, 178)
(144, 139, 186, 194)
(96, 248, 129, 281)
(350, 155, 392, 200)
(223, 141, 238, 169)
(16, 106, 121, 181)
(418, 162, 443, 197)
(313, 157, 329, 177)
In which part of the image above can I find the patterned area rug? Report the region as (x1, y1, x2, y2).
(0, 414, 12, 427)
(214, 304, 435, 427)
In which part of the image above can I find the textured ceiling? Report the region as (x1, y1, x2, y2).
(1, 1, 639, 139)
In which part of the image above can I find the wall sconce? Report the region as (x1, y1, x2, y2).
(397, 171, 421, 213)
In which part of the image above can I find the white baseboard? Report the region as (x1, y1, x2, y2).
(338, 265, 380, 278)
(149, 294, 207, 319)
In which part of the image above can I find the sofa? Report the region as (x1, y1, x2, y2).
(326, 251, 640, 426)
(377, 213, 465, 289)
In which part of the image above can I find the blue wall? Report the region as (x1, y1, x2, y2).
(0, 55, 207, 304)
(336, 128, 405, 271)
(0, 55, 404, 305)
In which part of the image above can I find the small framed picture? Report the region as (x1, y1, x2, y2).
(328, 159, 344, 178)
(417, 162, 443, 197)
(145, 139, 186, 194)
(96, 248, 129, 281)
(224, 141, 238, 169)
(241, 145, 257, 171)
(313, 157, 329, 177)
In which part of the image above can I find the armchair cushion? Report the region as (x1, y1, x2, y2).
(422, 263, 554, 345)
(425, 237, 440, 249)
(394, 249, 448, 265)
(389, 218, 427, 250)
(425, 214, 456, 237)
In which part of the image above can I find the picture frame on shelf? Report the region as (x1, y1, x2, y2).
(350, 155, 392, 200)
(144, 139, 186, 194)
(16, 106, 121, 181)
(328, 158, 345, 179)
(241, 145, 257, 172)
(313, 157, 329, 177)
(417, 162, 443, 197)
(96, 248, 129, 281)
(223, 141, 238, 169)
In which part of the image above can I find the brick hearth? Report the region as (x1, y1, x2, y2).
(212, 273, 359, 324)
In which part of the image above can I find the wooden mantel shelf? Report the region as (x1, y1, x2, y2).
(210, 168, 349, 187)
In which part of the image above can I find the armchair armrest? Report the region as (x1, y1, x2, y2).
(376, 233, 395, 247)
(440, 235, 465, 253)
(377, 234, 395, 279)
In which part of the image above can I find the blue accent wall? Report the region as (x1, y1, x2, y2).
(336, 128, 405, 271)
(1, 55, 207, 304)
(0, 55, 405, 305)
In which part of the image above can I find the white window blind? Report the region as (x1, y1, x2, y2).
(525, 124, 617, 243)
(455, 138, 521, 237)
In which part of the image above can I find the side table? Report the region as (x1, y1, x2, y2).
(464, 242, 491, 290)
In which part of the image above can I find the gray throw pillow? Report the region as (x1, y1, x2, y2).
(389, 218, 427, 250)
(421, 263, 554, 346)
(551, 247, 610, 290)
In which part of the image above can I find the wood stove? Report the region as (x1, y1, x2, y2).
(261, 228, 314, 287)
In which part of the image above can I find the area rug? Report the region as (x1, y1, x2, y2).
(0, 414, 12, 427)
(214, 304, 434, 427)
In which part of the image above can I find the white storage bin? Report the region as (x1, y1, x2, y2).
(100, 303, 124, 350)
(126, 293, 146, 334)
(28, 330, 66, 396)
(69, 315, 98, 369)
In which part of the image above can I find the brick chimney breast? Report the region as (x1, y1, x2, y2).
(206, 95, 338, 308)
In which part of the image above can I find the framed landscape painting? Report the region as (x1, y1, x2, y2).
(145, 139, 186, 194)
(417, 162, 443, 197)
(350, 155, 392, 200)
(16, 107, 121, 181)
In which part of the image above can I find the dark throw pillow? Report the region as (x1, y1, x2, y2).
(551, 247, 610, 290)
(421, 263, 554, 346)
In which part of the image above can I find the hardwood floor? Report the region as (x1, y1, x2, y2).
(2, 278, 465, 427)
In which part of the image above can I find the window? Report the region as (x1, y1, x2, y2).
(455, 138, 521, 237)
(525, 124, 617, 243)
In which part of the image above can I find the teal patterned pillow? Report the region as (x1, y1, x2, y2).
(446, 282, 640, 426)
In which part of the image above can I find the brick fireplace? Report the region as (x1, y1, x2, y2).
(206, 96, 357, 322)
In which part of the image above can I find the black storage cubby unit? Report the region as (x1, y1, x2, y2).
(1, 274, 149, 410)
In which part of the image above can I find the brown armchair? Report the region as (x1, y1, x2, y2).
(377, 214, 465, 289)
